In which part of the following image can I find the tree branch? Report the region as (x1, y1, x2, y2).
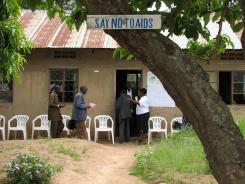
(208, 0, 229, 62)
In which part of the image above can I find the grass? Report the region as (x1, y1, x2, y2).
(57, 145, 81, 161)
(52, 163, 64, 173)
(235, 118, 245, 136)
(132, 120, 245, 183)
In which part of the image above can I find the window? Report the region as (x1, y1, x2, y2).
(54, 51, 77, 58)
(219, 71, 245, 105)
(233, 72, 245, 104)
(221, 51, 243, 60)
(50, 69, 78, 102)
(0, 81, 13, 103)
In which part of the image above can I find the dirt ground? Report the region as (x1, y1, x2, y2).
(0, 138, 144, 184)
(0, 138, 216, 184)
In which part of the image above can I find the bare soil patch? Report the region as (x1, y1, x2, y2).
(0, 139, 215, 184)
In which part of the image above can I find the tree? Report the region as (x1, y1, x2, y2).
(0, 0, 32, 81)
(3, 0, 245, 183)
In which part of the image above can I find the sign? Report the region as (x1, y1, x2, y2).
(147, 72, 175, 107)
(87, 15, 161, 29)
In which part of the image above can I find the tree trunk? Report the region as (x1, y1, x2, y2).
(82, 1, 245, 183)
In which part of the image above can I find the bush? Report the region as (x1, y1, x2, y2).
(4, 153, 53, 184)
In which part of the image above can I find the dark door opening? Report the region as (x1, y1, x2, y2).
(219, 72, 232, 104)
(116, 70, 142, 137)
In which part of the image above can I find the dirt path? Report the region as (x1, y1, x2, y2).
(52, 142, 146, 184)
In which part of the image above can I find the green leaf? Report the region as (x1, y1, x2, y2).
(155, 0, 161, 11)
(204, 14, 210, 26)
(212, 10, 221, 22)
(232, 22, 243, 32)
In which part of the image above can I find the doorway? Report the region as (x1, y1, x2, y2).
(116, 70, 142, 137)
(219, 72, 232, 104)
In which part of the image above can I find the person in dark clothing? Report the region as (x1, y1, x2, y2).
(116, 88, 131, 143)
(71, 86, 91, 139)
(48, 84, 65, 138)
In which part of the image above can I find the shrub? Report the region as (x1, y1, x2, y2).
(4, 153, 53, 184)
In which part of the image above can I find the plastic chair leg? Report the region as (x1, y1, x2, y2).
(111, 130, 114, 144)
(94, 131, 97, 142)
(87, 129, 91, 141)
(108, 131, 110, 141)
(148, 131, 150, 144)
(23, 130, 27, 140)
(32, 130, 34, 139)
(47, 130, 51, 138)
(2, 130, 5, 141)
(7, 130, 10, 140)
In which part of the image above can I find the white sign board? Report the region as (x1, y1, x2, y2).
(147, 71, 175, 107)
(87, 15, 161, 29)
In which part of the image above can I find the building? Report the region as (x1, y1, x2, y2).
(0, 11, 244, 136)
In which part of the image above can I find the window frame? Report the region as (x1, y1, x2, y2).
(232, 71, 245, 104)
(49, 68, 79, 103)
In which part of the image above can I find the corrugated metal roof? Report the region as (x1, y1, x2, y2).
(20, 10, 119, 48)
(20, 10, 242, 49)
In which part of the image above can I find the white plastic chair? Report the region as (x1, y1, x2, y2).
(86, 116, 91, 141)
(94, 115, 114, 144)
(62, 115, 71, 135)
(0, 115, 6, 141)
(170, 117, 183, 134)
(148, 116, 168, 144)
(7, 115, 29, 140)
(32, 115, 51, 139)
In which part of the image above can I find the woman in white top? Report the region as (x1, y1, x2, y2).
(130, 88, 150, 143)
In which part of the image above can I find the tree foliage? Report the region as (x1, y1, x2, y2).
(1, 0, 244, 80)
(0, 0, 32, 81)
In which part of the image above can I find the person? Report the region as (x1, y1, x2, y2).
(71, 86, 91, 139)
(48, 84, 65, 138)
(116, 87, 131, 143)
(130, 88, 150, 144)
(126, 82, 133, 99)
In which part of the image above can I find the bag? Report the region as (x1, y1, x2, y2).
(67, 119, 77, 130)
(173, 121, 182, 130)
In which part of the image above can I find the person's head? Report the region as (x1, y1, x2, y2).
(80, 86, 88, 94)
(49, 84, 61, 93)
(120, 87, 127, 95)
(126, 82, 131, 89)
(139, 88, 147, 97)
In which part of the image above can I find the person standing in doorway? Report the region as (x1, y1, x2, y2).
(116, 87, 132, 143)
(126, 82, 133, 99)
(71, 86, 91, 139)
(48, 84, 65, 138)
(130, 88, 150, 144)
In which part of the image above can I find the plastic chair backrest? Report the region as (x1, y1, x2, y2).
(62, 115, 71, 127)
(95, 115, 113, 129)
(149, 116, 167, 130)
(38, 115, 49, 127)
(15, 115, 29, 127)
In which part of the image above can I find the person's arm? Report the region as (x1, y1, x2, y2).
(76, 95, 91, 109)
(49, 93, 59, 107)
(129, 98, 140, 105)
(49, 94, 65, 108)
